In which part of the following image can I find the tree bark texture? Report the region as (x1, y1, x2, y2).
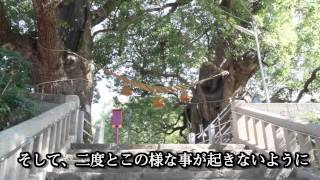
(1, 0, 94, 143)
(187, 0, 259, 134)
(188, 52, 258, 134)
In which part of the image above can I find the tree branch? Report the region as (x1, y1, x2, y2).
(91, 0, 192, 27)
(294, 66, 320, 102)
(43, 0, 63, 11)
(270, 87, 293, 103)
(0, 2, 34, 58)
(91, 0, 123, 26)
(132, 41, 190, 85)
(146, 0, 192, 15)
(161, 115, 181, 130)
(163, 114, 187, 136)
(221, 0, 232, 9)
(145, 2, 180, 13)
(93, 12, 145, 38)
(137, 68, 189, 85)
(0, 1, 12, 45)
(92, 27, 116, 38)
(161, 73, 189, 85)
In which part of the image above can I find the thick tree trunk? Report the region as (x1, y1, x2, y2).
(188, 52, 258, 134)
(31, 0, 94, 143)
(1, 0, 114, 143)
(59, 0, 94, 143)
(32, 0, 66, 85)
(187, 0, 259, 135)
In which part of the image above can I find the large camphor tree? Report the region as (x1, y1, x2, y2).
(1, 0, 319, 143)
(1, 0, 96, 142)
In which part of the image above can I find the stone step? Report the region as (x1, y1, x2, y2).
(56, 156, 298, 180)
(67, 144, 251, 157)
(44, 143, 307, 180)
(64, 144, 253, 169)
(65, 148, 253, 161)
(69, 143, 247, 152)
(46, 171, 308, 180)
(50, 164, 300, 180)
(53, 165, 267, 174)
(46, 168, 272, 180)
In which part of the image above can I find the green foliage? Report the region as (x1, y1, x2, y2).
(256, 0, 320, 97)
(0, 49, 39, 131)
(91, 0, 320, 143)
(6, 0, 320, 140)
(103, 96, 188, 144)
(2, 0, 35, 34)
(306, 112, 320, 125)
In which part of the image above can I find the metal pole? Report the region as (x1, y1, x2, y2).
(208, 123, 215, 144)
(127, 109, 132, 144)
(253, 23, 271, 103)
(188, 133, 195, 144)
(115, 127, 120, 144)
(77, 111, 84, 143)
(97, 118, 105, 143)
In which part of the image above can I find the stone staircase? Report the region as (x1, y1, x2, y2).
(1, 95, 318, 180)
(46, 143, 307, 180)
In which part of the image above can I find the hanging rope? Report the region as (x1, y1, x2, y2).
(32, 28, 233, 107)
(104, 69, 227, 94)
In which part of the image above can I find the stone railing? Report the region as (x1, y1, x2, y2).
(0, 95, 83, 180)
(231, 100, 320, 178)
